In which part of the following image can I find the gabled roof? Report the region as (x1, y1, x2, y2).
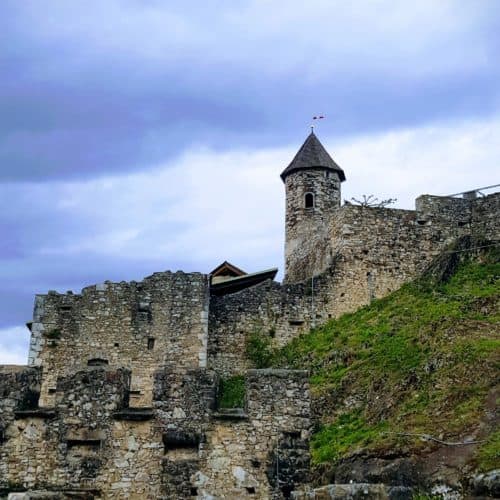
(280, 131, 346, 182)
(210, 261, 247, 278)
(210, 268, 278, 296)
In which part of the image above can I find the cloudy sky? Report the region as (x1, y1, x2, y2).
(1, 0, 499, 363)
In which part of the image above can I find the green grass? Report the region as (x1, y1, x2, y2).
(311, 411, 387, 464)
(261, 251, 500, 467)
(475, 430, 500, 472)
(218, 375, 246, 409)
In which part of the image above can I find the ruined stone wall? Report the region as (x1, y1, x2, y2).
(415, 192, 500, 242)
(0, 366, 165, 498)
(0, 366, 310, 499)
(208, 279, 330, 377)
(284, 170, 342, 283)
(472, 191, 500, 240)
(0, 366, 42, 492)
(155, 368, 311, 499)
(29, 271, 209, 407)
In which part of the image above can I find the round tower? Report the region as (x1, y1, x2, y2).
(281, 131, 346, 282)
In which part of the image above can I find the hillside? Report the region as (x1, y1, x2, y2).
(248, 239, 499, 495)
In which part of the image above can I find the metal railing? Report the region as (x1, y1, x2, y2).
(444, 183, 500, 198)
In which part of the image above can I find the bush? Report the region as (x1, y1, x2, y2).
(246, 330, 275, 368)
(218, 376, 245, 409)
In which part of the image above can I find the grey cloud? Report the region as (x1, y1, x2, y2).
(1, 1, 500, 362)
(1, 2, 499, 181)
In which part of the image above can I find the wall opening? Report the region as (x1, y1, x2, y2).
(87, 358, 109, 367)
(147, 337, 155, 350)
(218, 375, 245, 409)
(163, 431, 200, 460)
(367, 272, 375, 302)
(304, 192, 314, 208)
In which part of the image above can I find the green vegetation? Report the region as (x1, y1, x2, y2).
(259, 250, 500, 467)
(246, 330, 274, 368)
(311, 411, 387, 464)
(476, 430, 500, 471)
(218, 375, 245, 409)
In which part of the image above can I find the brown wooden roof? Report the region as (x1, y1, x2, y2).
(210, 268, 278, 296)
(209, 261, 247, 278)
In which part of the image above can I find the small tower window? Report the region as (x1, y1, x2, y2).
(305, 192, 314, 208)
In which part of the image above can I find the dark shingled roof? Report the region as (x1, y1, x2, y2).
(280, 131, 346, 182)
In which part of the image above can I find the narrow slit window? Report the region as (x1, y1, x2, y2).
(305, 192, 314, 208)
(147, 338, 155, 350)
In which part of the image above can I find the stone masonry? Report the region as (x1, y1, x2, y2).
(0, 131, 498, 498)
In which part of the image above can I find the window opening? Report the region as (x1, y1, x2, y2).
(305, 192, 314, 208)
(87, 358, 108, 367)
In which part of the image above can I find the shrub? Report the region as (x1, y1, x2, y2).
(218, 376, 245, 409)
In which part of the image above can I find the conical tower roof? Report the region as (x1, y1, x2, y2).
(280, 131, 345, 182)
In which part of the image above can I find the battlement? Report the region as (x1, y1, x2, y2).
(28, 270, 210, 407)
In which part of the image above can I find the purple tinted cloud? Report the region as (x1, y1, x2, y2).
(1, 1, 500, 362)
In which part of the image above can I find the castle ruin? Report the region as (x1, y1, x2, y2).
(1, 132, 499, 498)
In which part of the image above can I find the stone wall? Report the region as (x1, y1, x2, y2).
(194, 369, 311, 499)
(208, 277, 341, 377)
(282, 191, 500, 320)
(208, 280, 313, 376)
(0, 365, 165, 498)
(472, 191, 500, 240)
(0, 367, 311, 499)
(29, 271, 209, 407)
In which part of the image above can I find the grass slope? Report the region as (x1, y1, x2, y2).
(250, 249, 500, 471)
